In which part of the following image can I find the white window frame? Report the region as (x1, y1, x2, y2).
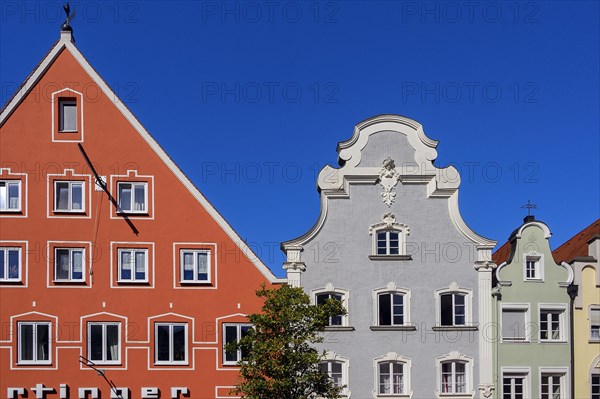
(54, 180, 85, 212)
(0, 247, 21, 282)
(59, 99, 77, 132)
(54, 247, 85, 282)
(373, 283, 411, 327)
(154, 323, 188, 365)
(435, 284, 472, 328)
(319, 351, 349, 396)
(180, 249, 211, 283)
(117, 248, 148, 283)
(539, 368, 568, 399)
(87, 322, 121, 365)
(435, 352, 473, 397)
(369, 213, 410, 257)
(501, 368, 531, 399)
(373, 352, 411, 397)
(222, 323, 253, 365)
(538, 304, 567, 343)
(590, 306, 600, 341)
(501, 304, 531, 342)
(117, 182, 148, 213)
(17, 321, 52, 365)
(523, 252, 544, 281)
(313, 284, 349, 327)
(0, 180, 21, 211)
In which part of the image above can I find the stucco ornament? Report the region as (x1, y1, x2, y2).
(379, 157, 401, 207)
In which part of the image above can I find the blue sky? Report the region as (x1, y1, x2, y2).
(1, 1, 599, 276)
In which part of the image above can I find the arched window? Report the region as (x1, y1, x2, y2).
(436, 352, 473, 396)
(373, 352, 411, 397)
(369, 213, 410, 260)
(372, 283, 412, 329)
(434, 283, 473, 329)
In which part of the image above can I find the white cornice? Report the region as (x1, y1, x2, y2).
(0, 35, 281, 283)
(515, 221, 552, 239)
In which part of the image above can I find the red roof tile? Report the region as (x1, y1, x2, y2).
(552, 219, 600, 263)
(493, 240, 512, 265)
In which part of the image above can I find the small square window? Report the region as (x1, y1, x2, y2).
(155, 323, 187, 364)
(525, 256, 541, 280)
(0, 180, 21, 211)
(59, 99, 77, 132)
(180, 250, 210, 283)
(117, 182, 147, 213)
(18, 322, 51, 364)
(54, 181, 84, 212)
(54, 248, 85, 282)
(118, 249, 148, 283)
(0, 247, 21, 282)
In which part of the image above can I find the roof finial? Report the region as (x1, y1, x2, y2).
(61, 2, 76, 32)
(521, 200, 537, 223)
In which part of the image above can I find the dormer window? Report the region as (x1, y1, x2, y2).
(59, 99, 77, 132)
(523, 253, 544, 281)
(369, 213, 410, 260)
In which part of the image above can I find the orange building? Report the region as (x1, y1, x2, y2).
(0, 27, 283, 399)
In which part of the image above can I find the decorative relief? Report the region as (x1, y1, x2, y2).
(379, 157, 401, 207)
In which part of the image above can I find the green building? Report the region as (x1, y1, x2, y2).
(492, 216, 573, 399)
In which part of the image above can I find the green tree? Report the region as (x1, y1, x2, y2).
(229, 284, 346, 399)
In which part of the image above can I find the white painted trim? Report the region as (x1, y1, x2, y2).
(153, 322, 188, 366)
(538, 367, 569, 399)
(0, 36, 278, 282)
(515, 221, 552, 239)
(110, 242, 155, 289)
(172, 242, 218, 289)
(0, 168, 28, 218)
(537, 303, 569, 343)
(523, 251, 545, 282)
(51, 88, 84, 142)
(46, 169, 92, 219)
(0, 241, 28, 287)
(46, 241, 93, 288)
(109, 171, 154, 220)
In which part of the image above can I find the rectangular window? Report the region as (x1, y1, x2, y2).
(18, 322, 50, 364)
(502, 308, 527, 341)
(592, 374, 600, 399)
(540, 309, 563, 341)
(541, 373, 563, 399)
(319, 361, 344, 389)
(440, 361, 466, 394)
(118, 249, 147, 282)
(54, 181, 84, 212)
(378, 361, 404, 395)
(525, 256, 540, 280)
(223, 323, 252, 365)
(155, 323, 187, 364)
(180, 250, 210, 283)
(502, 374, 526, 399)
(378, 293, 404, 326)
(88, 323, 120, 364)
(59, 99, 77, 132)
(117, 182, 147, 213)
(54, 248, 84, 282)
(0, 247, 21, 281)
(316, 293, 344, 326)
(0, 180, 21, 211)
(440, 293, 466, 326)
(377, 230, 400, 255)
(591, 308, 600, 340)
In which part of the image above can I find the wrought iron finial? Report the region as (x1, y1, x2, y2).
(521, 200, 537, 216)
(61, 2, 76, 32)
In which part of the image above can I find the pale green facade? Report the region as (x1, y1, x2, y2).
(492, 218, 573, 399)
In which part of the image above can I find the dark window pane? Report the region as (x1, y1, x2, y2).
(156, 325, 170, 361)
(36, 324, 49, 361)
(90, 324, 103, 361)
(8, 249, 20, 279)
(172, 325, 185, 361)
(106, 325, 119, 361)
(20, 324, 34, 361)
(225, 325, 237, 362)
(440, 294, 453, 326)
(379, 294, 391, 325)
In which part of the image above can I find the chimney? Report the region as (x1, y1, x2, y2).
(523, 215, 535, 223)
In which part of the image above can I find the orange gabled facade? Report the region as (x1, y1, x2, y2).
(0, 30, 282, 399)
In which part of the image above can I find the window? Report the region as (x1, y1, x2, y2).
(223, 324, 252, 365)
(18, 322, 50, 364)
(541, 373, 564, 399)
(592, 374, 600, 399)
(155, 323, 187, 364)
(378, 293, 404, 326)
(591, 308, 600, 340)
(502, 307, 528, 341)
(378, 361, 405, 395)
(440, 361, 466, 394)
(540, 309, 564, 341)
(0, 180, 21, 211)
(117, 182, 147, 213)
(440, 293, 466, 326)
(180, 250, 210, 283)
(502, 374, 527, 399)
(54, 181, 84, 212)
(88, 323, 120, 364)
(523, 254, 543, 281)
(319, 361, 344, 389)
(316, 293, 344, 326)
(0, 247, 20, 281)
(377, 230, 400, 255)
(54, 248, 84, 282)
(59, 99, 77, 132)
(118, 249, 148, 282)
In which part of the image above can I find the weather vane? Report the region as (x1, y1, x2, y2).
(61, 2, 76, 32)
(521, 200, 537, 216)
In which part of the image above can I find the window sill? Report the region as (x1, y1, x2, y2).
(501, 339, 530, 343)
(53, 210, 86, 215)
(117, 211, 149, 216)
(154, 361, 188, 366)
(369, 255, 412, 261)
(370, 325, 417, 331)
(539, 340, 567, 344)
(53, 280, 86, 285)
(323, 326, 355, 332)
(117, 280, 150, 285)
(180, 281, 212, 285)
(0, 209, 22, 213)
(18, 362, 52, 366)
(223, 362, 241, 367)
(0, 279, 23, 284)
(523, 279, 544, 283)
(588, 339, 600, 343)
(432, 325, 478, 331)
(58, 130, 78, 133)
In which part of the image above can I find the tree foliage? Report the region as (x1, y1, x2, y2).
(230, 284, 346, 399)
